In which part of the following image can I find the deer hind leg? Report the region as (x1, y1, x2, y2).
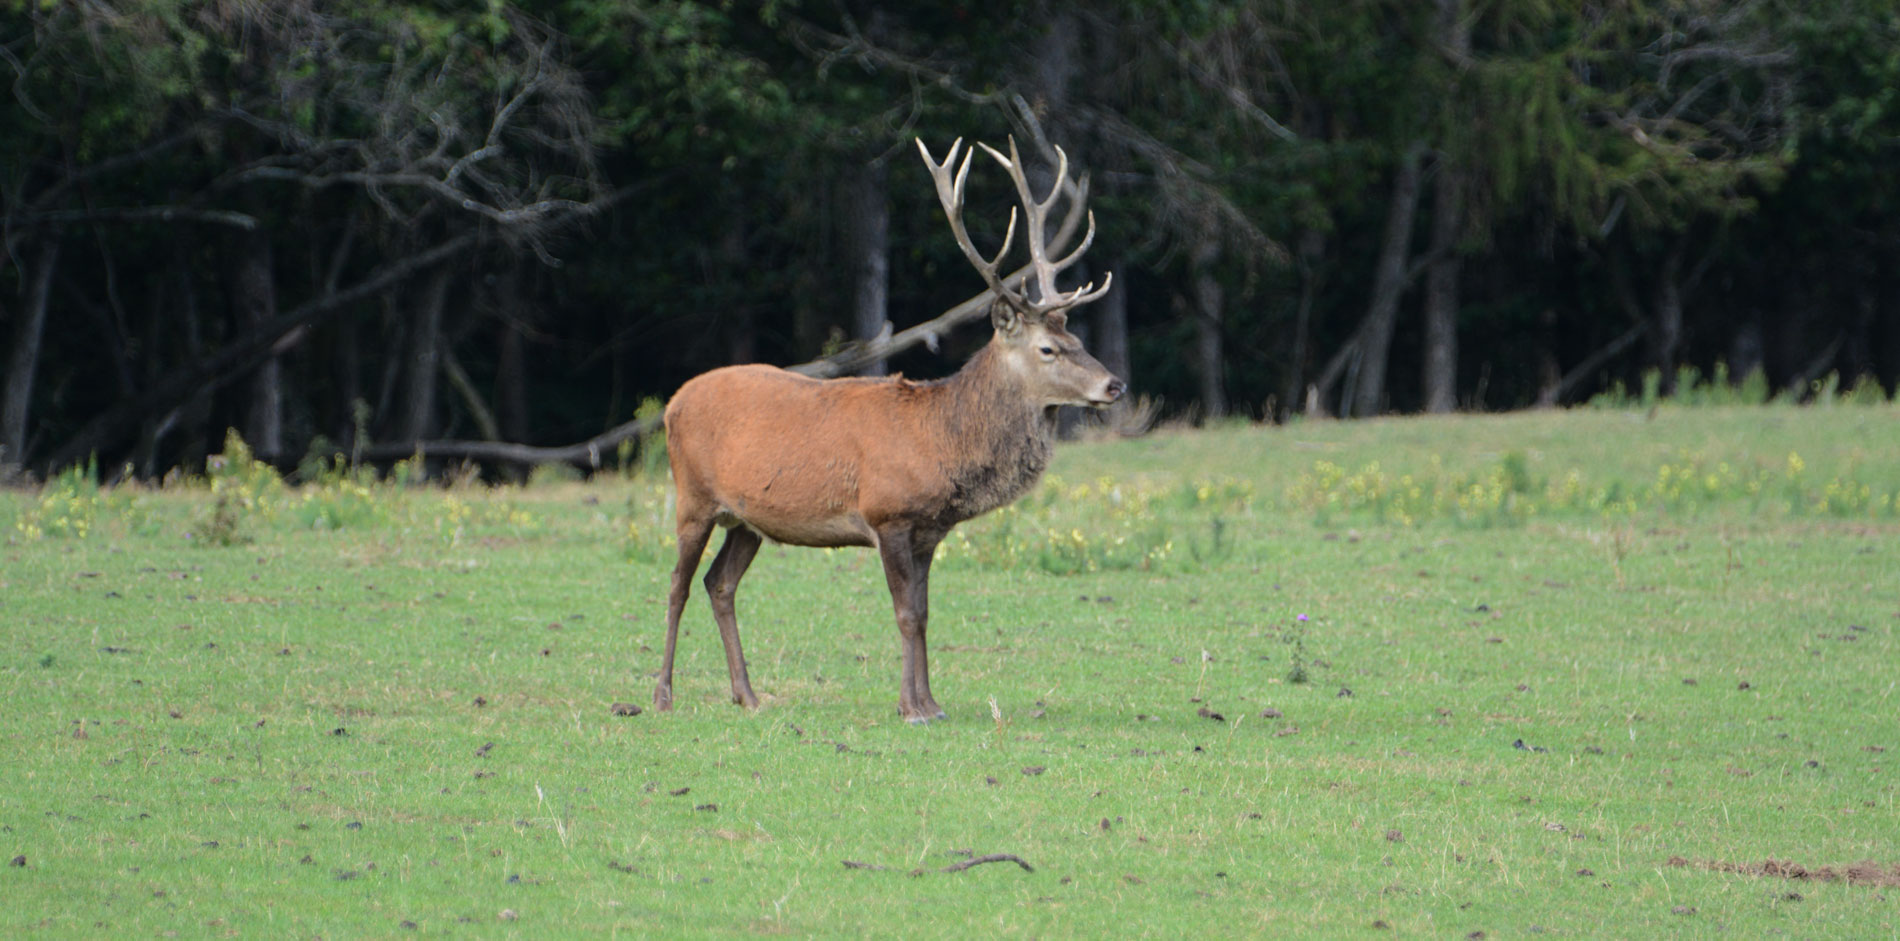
(655, 510, 716, 712)
(877, 527, 947, 723)
(702, 525, 764, 708)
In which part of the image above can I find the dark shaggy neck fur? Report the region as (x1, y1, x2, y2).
(922, 343, 1055, 523)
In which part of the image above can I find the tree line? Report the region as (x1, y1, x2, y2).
(3, 1, 1896, 480)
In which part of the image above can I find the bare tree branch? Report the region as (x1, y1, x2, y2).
(1082, 105, 1286, 265)
(198, 9, 602, 254)
(2, 207, 259, 230)
(1541, 321, 1649, 406)
(935, 853, 1035, 875)
(440, 346, 502, 443)
(840, 852, 1034, 876)
(786, 16, 1006, 107)
(1157, 37, 1299, 143)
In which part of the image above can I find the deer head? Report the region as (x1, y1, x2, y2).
(917, 137, 1123, 409)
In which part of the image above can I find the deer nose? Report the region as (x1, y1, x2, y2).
(1104, 377, 1126, 401)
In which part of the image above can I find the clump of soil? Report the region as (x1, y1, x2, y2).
(1670, 856, 1900, 887)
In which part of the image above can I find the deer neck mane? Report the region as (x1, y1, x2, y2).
(927, 341, 1055, 522)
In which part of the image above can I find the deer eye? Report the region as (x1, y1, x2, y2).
(1038, 345, 1057, 358)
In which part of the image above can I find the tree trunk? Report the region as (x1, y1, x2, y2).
(1729, 321, 1765, 386)
(1423, 0, 1470, 414)
(334, 304, 363, 455)
(496, 314, 528, 445)
(1351, 143, 1426, 418)
(172, 244, 215, 473)
(231, 233, 284, 455)
(1282, 229, 1324, 421)
(1844, 293, 1876, 384)
(63, 267, 138, 403)
(1767, 278, 1809, 392)
(315, 219, 363, 454)
(1092, 263, 1131, 389)
(843, 160, 890, 376)
(1421, 163, 1463, 413)
(493, 320, 529, 482)
(2, 239, 59, 471)
(394, 266, 452, 449)
(1650, 239, 1686, 394)
(1533, 306, 1561, 406)
(1191, 238, 1227, 419)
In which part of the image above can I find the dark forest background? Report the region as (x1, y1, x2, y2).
(4, 1, 1897, 480)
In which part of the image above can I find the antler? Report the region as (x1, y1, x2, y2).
(977, 137, 1112, 310)
(916, 138, 1022, 310)
(916, 136, 1113, 318)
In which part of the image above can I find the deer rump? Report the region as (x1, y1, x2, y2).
(665, 361, 1051, 550)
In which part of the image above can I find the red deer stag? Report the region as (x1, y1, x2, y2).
(653, 137, 1123, 722)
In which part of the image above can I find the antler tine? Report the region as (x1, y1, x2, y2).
(974, 136, 1114, 314)
(1048, 172, 1091, 269)
(1055, 269, 1114, 307)
(1050, 206, 1097, 274)
(1045, 142, 1071, 215)
(1010, 126, 1093, 259)
(1042, 204, 1112, 307)
(1039, 155, 1114, 306)
(977, 138, 1058, 307)
(917, 137, 1026, 312)
(992, 136, 1070, 218)
(950, 143, 1020, 272)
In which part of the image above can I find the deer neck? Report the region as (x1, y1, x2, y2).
(932, 342, 1055, 522)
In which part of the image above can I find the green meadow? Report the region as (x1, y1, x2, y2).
(3, 402, 1897, 937)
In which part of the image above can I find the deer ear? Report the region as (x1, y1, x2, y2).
(990, 299, 1022, 336)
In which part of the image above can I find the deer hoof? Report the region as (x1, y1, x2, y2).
(653, 686, 674, 712)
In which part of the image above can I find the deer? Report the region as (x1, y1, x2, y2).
(651, 137, 1124, 723)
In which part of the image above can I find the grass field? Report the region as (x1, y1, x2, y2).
(3, 404, 1898, 937)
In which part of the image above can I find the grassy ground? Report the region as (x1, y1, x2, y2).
(2, 404, 1897, 937)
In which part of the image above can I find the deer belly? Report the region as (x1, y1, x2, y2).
(717, 504, 875, 548)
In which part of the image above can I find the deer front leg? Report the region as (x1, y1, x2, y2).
(877, 526, 947, 723)
(907, 533, 947, 719)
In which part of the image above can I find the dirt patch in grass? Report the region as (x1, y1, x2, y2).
(1671, 856, 1900, 887)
